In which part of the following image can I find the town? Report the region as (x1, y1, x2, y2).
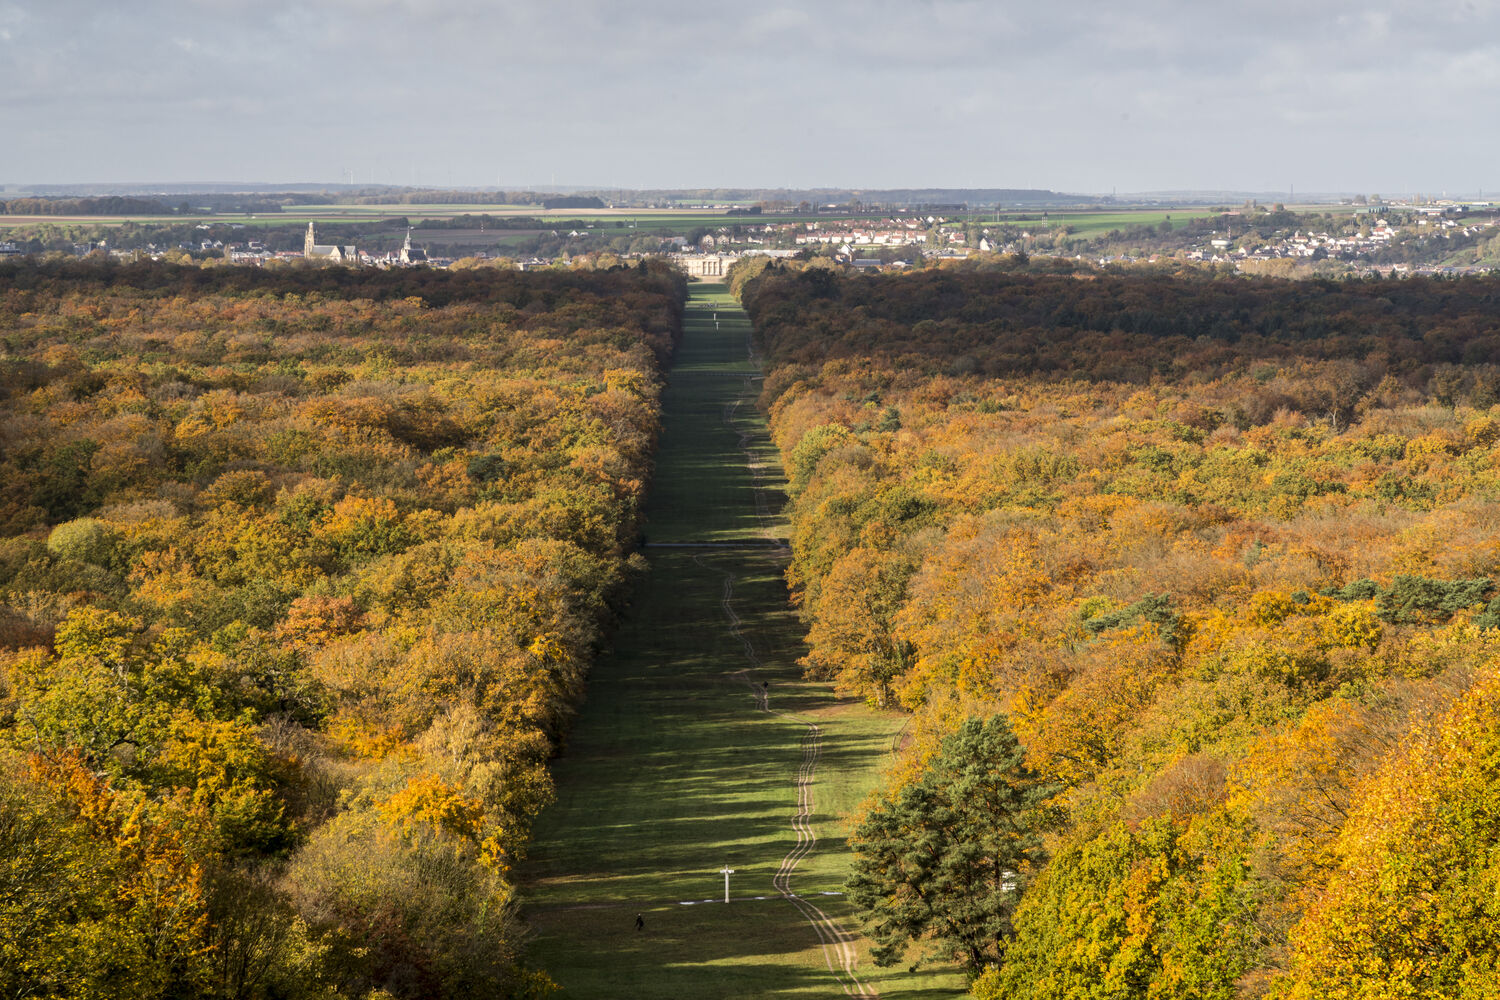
(3, 196, 1499, 280)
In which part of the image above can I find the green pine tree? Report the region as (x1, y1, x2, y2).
(846, 715, 1059, 974)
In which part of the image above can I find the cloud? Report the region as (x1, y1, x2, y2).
(0, 4, 20, 42)
(3, 1, 1499, 190)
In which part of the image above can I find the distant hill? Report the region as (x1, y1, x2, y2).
(7, 182, 380, 197)
(625, 187, 1099, 207)
(5, 183, 1099, 209)
(829, 188, 1097, 207)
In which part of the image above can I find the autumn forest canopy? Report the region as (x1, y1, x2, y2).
(734, 257, 1500, 998)
(7, 251, 1500, 999)
(0, 257, 683, 998)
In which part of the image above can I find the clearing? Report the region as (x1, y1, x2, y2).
(521, 286, 964, 999)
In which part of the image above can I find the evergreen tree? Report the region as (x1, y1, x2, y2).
(846, 715, 1057, 974)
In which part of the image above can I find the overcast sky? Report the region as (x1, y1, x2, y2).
(4, 0, 1498, 195)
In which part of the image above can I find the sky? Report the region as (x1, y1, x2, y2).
(4, 0, 1499, 195)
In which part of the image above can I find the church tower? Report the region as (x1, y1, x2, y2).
(304, 222, 316, 256)
(397, 228, 425, 264)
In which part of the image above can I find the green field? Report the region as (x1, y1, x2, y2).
(983, 209, 1220, 236)
(0, 207, 801, 240)
(0, 206, 805, 236)
(520, 286, 965, 999)
(0, 202, 1244, 237)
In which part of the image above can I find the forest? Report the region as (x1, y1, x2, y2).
(0, 197, 175, 217)
(734, 257, 1500, 998)
(0, 258, 684, 999)
(9, 247, 1500, 999)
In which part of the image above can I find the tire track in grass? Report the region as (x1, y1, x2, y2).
(704, 557, 875, 998)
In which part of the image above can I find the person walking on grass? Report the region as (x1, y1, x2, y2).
(635, 913, 645, 932)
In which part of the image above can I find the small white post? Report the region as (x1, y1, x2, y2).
(720, 865, 735, 903)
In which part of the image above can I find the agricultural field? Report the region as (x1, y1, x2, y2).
(1003, 209, 1217, 235)
(0, 205, 811, 232)
(0, 200, 1246, 236)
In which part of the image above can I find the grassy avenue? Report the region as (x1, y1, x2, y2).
(520, 286, 964, 998)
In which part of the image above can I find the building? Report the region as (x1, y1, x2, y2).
(398, 228, 427, 264)
(679, 252, 731, 278)
(304, 222, 356, 263)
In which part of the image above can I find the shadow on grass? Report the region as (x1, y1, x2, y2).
(528, 899, 870, 1000)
